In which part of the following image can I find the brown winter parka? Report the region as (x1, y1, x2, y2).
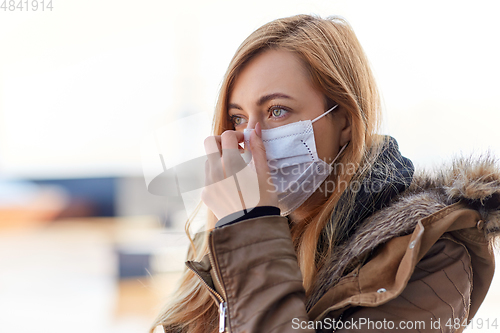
(161, 155, 500, 333)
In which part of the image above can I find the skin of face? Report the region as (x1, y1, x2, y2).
(228, 49, 351, 219)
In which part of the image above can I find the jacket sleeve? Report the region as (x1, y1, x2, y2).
(214, 206, 280, 228)
(208, 215, 316, 333)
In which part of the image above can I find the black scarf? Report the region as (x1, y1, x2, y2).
(333, 136, 414, 245)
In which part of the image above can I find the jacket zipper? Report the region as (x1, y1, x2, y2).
(209, 233, 229, 332)
(219, 301, 227, 332)
(185, 261, 224, 303)
(185, 252, 228, 332)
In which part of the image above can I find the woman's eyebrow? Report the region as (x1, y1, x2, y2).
(228, 93, 294, 111)
(228, 103, 243, 111)
(257, 93, 293, 106)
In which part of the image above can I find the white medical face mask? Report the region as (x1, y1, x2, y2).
(243, 104, 348, 216)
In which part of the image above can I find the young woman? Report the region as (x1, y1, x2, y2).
(151, 14, 500, 333)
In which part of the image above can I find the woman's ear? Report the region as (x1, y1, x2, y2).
(335, 107, 352, 147)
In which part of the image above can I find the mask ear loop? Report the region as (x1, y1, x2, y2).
(329, 141, 349, 167)
(311, 104, 338, 123)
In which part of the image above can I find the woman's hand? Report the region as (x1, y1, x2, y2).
(201, 123, 278, 227)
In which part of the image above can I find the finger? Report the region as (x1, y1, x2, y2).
(201, 175, 245, 220)
(243, 128, 254, 152)
(204, 135, 222, 155)
(249, 122, 278, 207)
(220, 130, 244, 150)
(220, 131, 246, 177)
(248, 123, 269, 176)
(234, 160, 260, 210)
(204, 136, 224, 184)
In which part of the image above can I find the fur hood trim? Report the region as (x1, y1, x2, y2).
(306, 153, 500, 310)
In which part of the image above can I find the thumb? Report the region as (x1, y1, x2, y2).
(248, 122, 278, 207)
(248, 122, 268, 174)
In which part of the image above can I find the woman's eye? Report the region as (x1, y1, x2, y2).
(270, 107, 288, 118)
(230, 115, 247, 126)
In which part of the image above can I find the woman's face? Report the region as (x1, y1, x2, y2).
(228, 49, 350, 165)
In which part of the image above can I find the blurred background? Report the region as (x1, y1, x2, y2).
(1, 0, 499, 332)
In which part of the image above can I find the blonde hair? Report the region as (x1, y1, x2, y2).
(151, 14, 383, 333)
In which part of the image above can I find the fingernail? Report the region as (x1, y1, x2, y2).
(255, 122, 262, 138)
